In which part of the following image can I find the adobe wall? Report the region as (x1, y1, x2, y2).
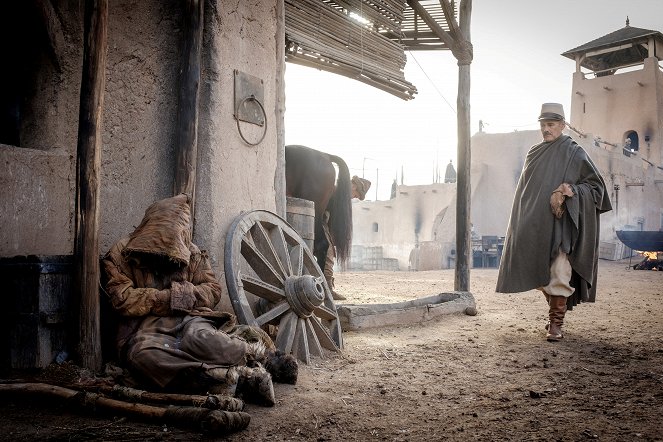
(195, 1, 280, 309)
(0, 1, 83, 256)
(351, 183, 456, 269)
(470, 130, 541, 238)
(0, 0, 282, 300)
(100, 0, 183, 251)
(569, 58, 662, 166)
(0, 145, 74, 255)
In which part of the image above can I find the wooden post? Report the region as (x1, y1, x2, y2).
(274, 0, 286, 218)
(74, 0, 108, 371)
(454, 0, 472, 292)
(174, 0, 204, 216)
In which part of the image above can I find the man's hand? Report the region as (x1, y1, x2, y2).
(550, 183, 574, 219)
(170, 280, 196, 313)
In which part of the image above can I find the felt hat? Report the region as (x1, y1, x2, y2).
(538, 103, 565, 121)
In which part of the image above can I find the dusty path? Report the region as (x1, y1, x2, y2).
(1, 259, 662, 441)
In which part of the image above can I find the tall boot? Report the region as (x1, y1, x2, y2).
(542, 292, 550, 330)
(546, 295, 567, 342)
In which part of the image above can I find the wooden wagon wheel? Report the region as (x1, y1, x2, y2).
(224, 210, 343, 364)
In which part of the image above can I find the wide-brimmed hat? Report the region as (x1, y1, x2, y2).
(538, 103, 565, 121)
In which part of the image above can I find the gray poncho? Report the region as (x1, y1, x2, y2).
(496, 135, 612, 304)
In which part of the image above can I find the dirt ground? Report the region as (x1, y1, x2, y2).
(1, 258, 662, 441)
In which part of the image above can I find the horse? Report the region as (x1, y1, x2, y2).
(285, 145, 353, 272)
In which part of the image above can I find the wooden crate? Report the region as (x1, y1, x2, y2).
(0, 255, 73, 370)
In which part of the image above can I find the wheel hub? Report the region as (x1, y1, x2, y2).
(284, 275, 325, 318)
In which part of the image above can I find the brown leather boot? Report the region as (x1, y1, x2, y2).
(546, 295, 567, 341)
(542, 292, 550, 330)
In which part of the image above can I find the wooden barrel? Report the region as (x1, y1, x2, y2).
(286, 197, 315, 252)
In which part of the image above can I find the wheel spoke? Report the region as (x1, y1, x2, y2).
(304, 318, 325, 357)
(289, 244, 304, 275)
(309, 316, 339, 351)
(268, 226, 293, 276)
(241, 237, 284, 287)
(292, 318, 311, 364)
(301, 249, 319, 276)
(313, 304, 338, 321)
(250, 222, 287, 279)
(255, 300, 290, 326)
(231, 271, 258, 326)
(275, 312, 297, 354)
(240, 274, 285, 302)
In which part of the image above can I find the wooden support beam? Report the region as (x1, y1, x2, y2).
(174, 0, 204, 215)
(454, 0, 472, 292)
(275, 0, 286, 218)
(74, 0, 108, 371)
(438, 0, 462, 41)
(406, 0, 457, 52)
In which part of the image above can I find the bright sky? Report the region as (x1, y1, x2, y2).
(284, 0, 663, 201)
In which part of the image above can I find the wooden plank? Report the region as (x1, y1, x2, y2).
(336, 292, 476, 331)
(173, 0, 204, 215)
(74, 0, 108, 371)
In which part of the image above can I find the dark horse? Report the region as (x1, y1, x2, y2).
(285, 145, 352, 271)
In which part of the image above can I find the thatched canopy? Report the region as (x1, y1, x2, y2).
(285, 0, 458, 100)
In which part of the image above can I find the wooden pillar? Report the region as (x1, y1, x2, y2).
(174, 0, 204, 214)
(454, 0, 472, 292)
(74, 0, 108, 371)
(274, 0, 286, 218)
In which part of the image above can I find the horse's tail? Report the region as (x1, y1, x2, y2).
(327, 154, 352, 267)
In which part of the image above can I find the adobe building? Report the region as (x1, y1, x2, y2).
(0, 1, 469, 370)
(352, 19, 663, 271)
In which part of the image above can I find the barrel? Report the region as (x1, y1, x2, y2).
(286, 197, 315, 252)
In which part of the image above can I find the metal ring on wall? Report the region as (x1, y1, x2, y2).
(235, 95, 267, 146)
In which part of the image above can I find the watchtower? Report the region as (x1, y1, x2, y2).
(562, 18, 663, 166)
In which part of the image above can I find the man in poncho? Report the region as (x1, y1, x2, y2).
(496, 103, 612, 341)
(102, 194, 297, 404)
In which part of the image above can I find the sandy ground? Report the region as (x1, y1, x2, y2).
(1, 258, 662, 441)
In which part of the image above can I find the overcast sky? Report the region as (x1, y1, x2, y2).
(284, 0, 663, 200)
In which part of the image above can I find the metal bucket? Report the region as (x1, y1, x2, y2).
(286, 197, 315, 252)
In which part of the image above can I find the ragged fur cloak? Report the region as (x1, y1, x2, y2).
(102, 194, 249, 389)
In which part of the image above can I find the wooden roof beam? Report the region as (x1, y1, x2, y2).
(407, 0, 456, 50)
(438, 0, 462, 41)
(406, 0, 472, 64)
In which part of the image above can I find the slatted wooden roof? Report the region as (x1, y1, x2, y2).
(562, 21, 663, 73)
(285, 0, 457, 100)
